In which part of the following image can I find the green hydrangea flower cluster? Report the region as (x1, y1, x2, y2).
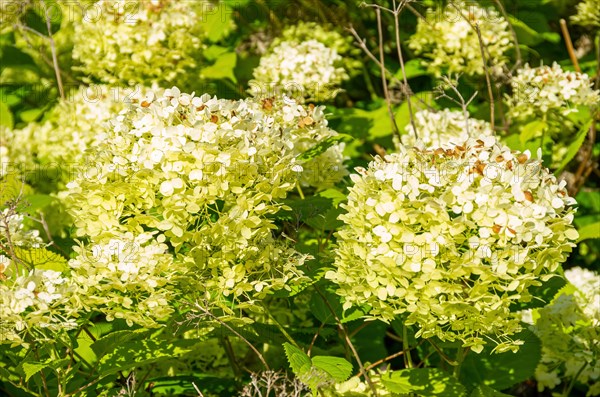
(531, 267, 600, 396)
(400, 109, 494, 149)
(68, 233, 181, 327)
(72, 0, 225, 86)
(5, 85, 145, 190)
(0, 265, 78, 346)
(408, 1, 512, 77)
(66, 88, 345, 303)
(250, 22, 356, 101)
(571, 0, 600, 28)
(327, 136, 578, 353)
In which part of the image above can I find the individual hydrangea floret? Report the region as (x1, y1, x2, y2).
(250, 23, 354, 101)
(66, 88, 343, 303)
(571, 0, 600, 28)
(408, 1, 512, 76)
(327, 136, 578, 354)
(507, 63, 600, 119)
(401, 109, 494, 149)
(72, 0, 229, 86)
(68, 233, 180, 327)
(532, 267, 600, 395)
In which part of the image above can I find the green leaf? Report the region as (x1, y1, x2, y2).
(23, 194, 58, 214)
(519, 120, 546, 146)
(297, 134, 354, 161)
(201, 52, 237, 83)
(470, 384, 514, 397)
(397, 59, 429, 79)
(0, 101, 14, 129)
(577, 222, 600, 242)
(283, 342, 312, 378)
(555, 119, 592, 173)
(201, 3, 234, 42)
(91, 330, 142, 359)
(97, 333, 199, 377)
(12, 247, 68, 273)
(381, 368, 467, 396)
(460, 328, 541, 390)
(20, 362, 50, 382)
(19, 108, 45, 123)
(311, 356, 352, 382)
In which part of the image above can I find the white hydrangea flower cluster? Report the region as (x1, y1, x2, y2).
(323, 373, 391, 396)
(408, 1, 512, 77)
(0, 264, 77, 346)
(400, 109, 494, 149)
(6, 85, 146, 190)
(507, 63, 600, 119)
(72, 0, 223, 86)
(0, 209, 42, 248)
(251, 23, 351, 101)
(66, 89, 344, 303)
(327, 136, 579, 353)
(571, 0, 600, 28)
(532, 267, 600, 396)
(68, 233, 181, 327)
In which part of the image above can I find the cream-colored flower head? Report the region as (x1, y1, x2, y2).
(72, 0, 230, 86)
(408, 1, 512, 76)
(66, 88, 346, 303)
(507, 63, 600, 119)
(5, 85, 147, 190)
(571, 0, 600, 28)
(532, 267, 600, 394)
(327, 136, 578, 353)
(401, 109, 494, 149)
(250, 22, 355, 101)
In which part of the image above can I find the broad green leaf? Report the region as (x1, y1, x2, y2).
(201, 3, 234, 42)
(519, 120, 546, 146)
(555, 119, 592, 173)
(381, 368, 467, 396)
(23, 194, 58, 214)
(283, 342, 312, 378)
(19, 107, 45, 123)
(0, 101, 13, 128)
(91, 329, 142, 359)
(97, 335, 199, 377)
(201, 52, 237, 83)
(460, 328, 541, 390)
(509, 16, 545, 46)
(12, 247, 68, 273)
(397, 59, 429, 79)
(577, 222, 600, 242)
(297, 134, 354, 161)
(470, 384, 514, 397)
(311, 356, 352, 382)
(20, 362, 50, 382)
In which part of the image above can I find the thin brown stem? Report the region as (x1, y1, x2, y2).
(375, 8, 400, 141)
(393, 0, 418, 141)
(314, 286, 377, 396)
(192, 302, 270, 371)
(41, 0, 64, 99)
(475, 24, 495, 130)
(492, 0, 521, 72)
(560, 19, 581, 73)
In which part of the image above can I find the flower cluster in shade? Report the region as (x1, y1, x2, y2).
(408, 1, 512, 77)
(571, 0, 600, 28)
(250, 22, 356, 101)
(400, 109, 494, 150)
(66, 88, 346, 306)
(72, 0, 230, 86)
(5, 85, 146, 190)
(531, 267, 600, 396)
(326, 136, 579, 354)
(507, 63, 600, 119)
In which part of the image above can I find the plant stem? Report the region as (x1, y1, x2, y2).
(564, 361, 588, 397)
(453, 347, 469, 378)
(41, 0, 65, 99)
(560, 19, 581, 73)
(474, 23, 495, 130)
